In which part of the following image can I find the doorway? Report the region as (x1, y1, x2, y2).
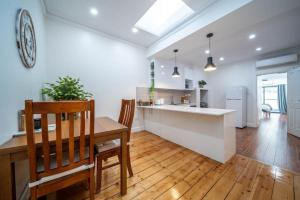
(257, 73, 287, 120)
(235, 72, 300, 172)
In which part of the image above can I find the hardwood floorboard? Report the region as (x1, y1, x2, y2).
(237, 114, 300, 173)
(294, 176, 300, 200)
(201, 156, 249, 200)
(54, 129, 299, 200)
(272, 168, 294, 200)
(225, 159, 263, 200)
(248, 165, 276, 200)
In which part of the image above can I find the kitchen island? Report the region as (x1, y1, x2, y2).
(137, 105, 236, 163)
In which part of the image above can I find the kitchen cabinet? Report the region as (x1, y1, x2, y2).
(195, 89, 209, 108)
(184, 67, 194, 80)
(153, 59, 195, 90)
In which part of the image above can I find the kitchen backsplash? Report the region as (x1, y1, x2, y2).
(136, 87, 196, 105)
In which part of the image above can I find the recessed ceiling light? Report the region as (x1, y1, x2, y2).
(256, 47, 262, 51)
(205, 50, 210, 54)
(90, 8, 98, 16)
(135, 0, 194, 36)
(249, 34, 256, 39)
(160, 65, 164, 68)
(219, 57, 224, 61)
(132, 27, 139, 33)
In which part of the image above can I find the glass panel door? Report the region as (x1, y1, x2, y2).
(263, 86, 279, 112)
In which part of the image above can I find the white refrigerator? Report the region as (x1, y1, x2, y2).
(226, 86, 247, 128)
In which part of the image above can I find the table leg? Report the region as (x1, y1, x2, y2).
(120, 132, 127, 196)
(0, 154, 14, 200)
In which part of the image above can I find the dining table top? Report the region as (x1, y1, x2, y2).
(0, 117, 128, 155)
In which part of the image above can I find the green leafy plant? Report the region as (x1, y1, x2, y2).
(198, 80, 207, 88)
(149, 61, 155, 101)
(42, 76, 92, 101)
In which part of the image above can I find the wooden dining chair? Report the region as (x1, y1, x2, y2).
(95, 99, 135, 193)
(25, 100, 95, 200)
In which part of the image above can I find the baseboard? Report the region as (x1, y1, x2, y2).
(246, 122, 258, 128)
(132, 126, 145, 133)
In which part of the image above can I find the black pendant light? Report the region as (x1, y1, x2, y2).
(204, 33, 217, 72)
(172, 49, 180, 78)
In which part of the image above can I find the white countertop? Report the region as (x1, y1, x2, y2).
(137, 105, 235, 116)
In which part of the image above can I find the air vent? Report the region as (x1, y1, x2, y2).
(256, 54, 298, 68)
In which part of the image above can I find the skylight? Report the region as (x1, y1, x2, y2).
(135, 0, 194, 36)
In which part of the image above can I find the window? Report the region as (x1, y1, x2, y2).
(263, 86, 279, 112)
(135, 0, 194, 36)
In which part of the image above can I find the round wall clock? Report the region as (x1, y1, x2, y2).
(16, 9, 36, 68)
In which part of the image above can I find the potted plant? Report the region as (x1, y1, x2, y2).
(198, 80, 207, 88)
(149, 61, 155, 105)
(42, 76, 92, 119)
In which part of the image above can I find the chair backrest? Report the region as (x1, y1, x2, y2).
(25, 100, 95, 183)
(118, 99, 135, 142)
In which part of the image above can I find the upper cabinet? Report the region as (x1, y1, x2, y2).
(184, 66, 194, 80)
(153, 59, 195, 90)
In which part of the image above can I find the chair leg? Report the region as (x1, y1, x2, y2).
(96, 155, 102, 194)
(89, 167, 95, 200)
(127, 147, 133, 177)
(30, 187, 37, 200)
(117, 151, 121, 161)
(84, 179, 90, 190)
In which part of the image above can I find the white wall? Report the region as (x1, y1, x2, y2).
(0, 0, 47, 144)
(256, 47, 300, 75)
(45, 18, 149, 131)
(207, 60, 258, 127)
(192, 66, 209, 88)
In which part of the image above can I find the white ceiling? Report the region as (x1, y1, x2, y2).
(43, 0, 300, 66)
(152, 0, 300, 66)
(43, 0, 219, 47)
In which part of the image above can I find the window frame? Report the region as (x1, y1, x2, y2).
(262, 85, 279, 112)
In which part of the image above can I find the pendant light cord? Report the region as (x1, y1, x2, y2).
(173, 49, 178, 68)
(175, 52, 177, 66)
(209, 37, 211, 57)
(207, 33, 213, 57)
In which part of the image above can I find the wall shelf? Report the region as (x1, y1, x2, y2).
(136, 86, 196, 92)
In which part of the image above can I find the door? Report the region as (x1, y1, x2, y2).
(287, 68, 300, 137)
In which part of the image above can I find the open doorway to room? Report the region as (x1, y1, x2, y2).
(257, 73, 287, 120)
(236, 72, 300, 172)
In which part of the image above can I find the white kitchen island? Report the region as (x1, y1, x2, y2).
(138, 105, 236, 163)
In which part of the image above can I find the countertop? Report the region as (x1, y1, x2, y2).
(137, 105, 235, 116)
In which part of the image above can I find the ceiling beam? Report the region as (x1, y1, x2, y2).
(146, 0, 253, 58)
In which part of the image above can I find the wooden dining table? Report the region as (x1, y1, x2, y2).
(0, 117, 128, 200)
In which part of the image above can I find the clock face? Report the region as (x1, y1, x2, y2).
(16, 9, 36, 68)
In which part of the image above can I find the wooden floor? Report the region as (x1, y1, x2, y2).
(53, 130, 300, 200)
(237, 114, 300, 173)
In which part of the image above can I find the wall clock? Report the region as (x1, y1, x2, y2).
(16, 9, 36, 68)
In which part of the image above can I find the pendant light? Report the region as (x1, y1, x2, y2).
(204, 33, 217, 72)
(172, 49, 180, 78)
